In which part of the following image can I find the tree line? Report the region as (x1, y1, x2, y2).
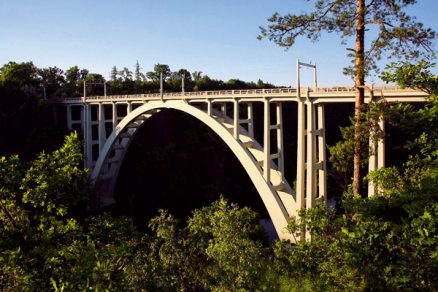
(0, 60, 275, 158)
(0, 61, 276, 100)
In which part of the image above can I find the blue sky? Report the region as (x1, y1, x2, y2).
(0, 0, 436, 87)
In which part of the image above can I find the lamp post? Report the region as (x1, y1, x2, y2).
(181, 73, 185, 93)
(160, 72, 164, 101)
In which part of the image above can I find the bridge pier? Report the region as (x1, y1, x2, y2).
(296, 101, 305, 211)
(368, 113, 385, 196)
(85, 104, 93, 169)
(317, 104, 327, 202)
(263, 99, 271, 182)
(296, 93, 327, 240)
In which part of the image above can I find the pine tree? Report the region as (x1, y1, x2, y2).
(110, 66, 118, 81)
(134, 60, 144, 81)
(259, 0, 435, 194)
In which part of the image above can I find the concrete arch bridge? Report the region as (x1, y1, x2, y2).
(56, 85, 427, 241)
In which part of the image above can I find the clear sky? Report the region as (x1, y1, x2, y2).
(0, 0, 436, 87)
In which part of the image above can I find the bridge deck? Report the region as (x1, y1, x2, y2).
(55, 85, 428, 105)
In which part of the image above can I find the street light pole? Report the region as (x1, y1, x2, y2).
(160, 72, 164, 101)
(182, 73, 185, 93)
(297, 60, 317, 92)
(83, 80, 86, 102)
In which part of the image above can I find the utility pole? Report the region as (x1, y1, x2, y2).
(181, 73, 185, 93)
(160, 72, 164, 101)
(82, 80, 86, 102)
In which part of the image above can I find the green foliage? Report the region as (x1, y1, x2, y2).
(1, 140, 279, 291)
(1, 59, 437, 290)
(127, 198, 276, 291)
(146, 63, 171, 82)
(275, 62, 438, 290)
(258, 0, 435, 75)
(381, 61, 438, 94)
(188, 199, 271, 291)
(328, 101, 385, 192)
(0, 61, 39, 88)
(0, 133, 150, 291)
(0, 133, 89, 290)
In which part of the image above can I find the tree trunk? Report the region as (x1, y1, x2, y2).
(353, 0, 365, 195)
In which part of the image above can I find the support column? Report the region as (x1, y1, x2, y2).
(80, 106, 85, 135)
(66, 105, 72, 131)
(296, 101, 306, 210)
(305, 100, 316, 241)
(221, 103, 227, 117)
(52, 105, 58, 125)
(368, 113, 385, 196)
(368, 134, 378, 196)
(233, 99, 239, 139)
(207, 100, 212, 116)
(263, 99, 271, 182)
(377, 116, 385, 169)
(85, 104, 93, 169)
(98, 103, 106, 151)
(276, 103, 284, 179)
(127, 102, 132, 114)
(317, 104, 327, 202)
(306, 101, 316, 210)
(247, 103, 254, 138)
(112, 102, 117, 131)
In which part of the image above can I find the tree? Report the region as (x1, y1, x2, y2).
(381, 60, 438, 94)
(257, 79, 275, 89)
(134, 60, 144, 81)
(129, 198, 275, 291)
(110, 66, 118, 81)
(194, 74, 224, 91)
(37, 67, 65, 98)
(259, 0, 435, 194)
(65, 66, 80, 84)
(192, 71, 203, 82)
(226, 78, 248, 89)
(119, 67, 132, 82)
(0, 62, 38, 89)
(0, 133, 90, 289)
(146, 64, 171, 82)
(177, 69, 192, 82)
(79, 69, 89, 80)
(277, 62, 438, 290)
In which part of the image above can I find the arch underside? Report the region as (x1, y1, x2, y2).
(91, 100, 296, 241)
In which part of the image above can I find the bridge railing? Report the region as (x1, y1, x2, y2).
(67, 88, 299, 101)
(315, 84, 404, 93)
(54, 85, 419, 103)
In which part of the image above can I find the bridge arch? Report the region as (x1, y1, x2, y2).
(91, 100, 294, 241)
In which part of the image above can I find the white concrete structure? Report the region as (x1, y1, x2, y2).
(57, 85, 428, 241)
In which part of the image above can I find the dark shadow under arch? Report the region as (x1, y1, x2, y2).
(113, 109, 271, 230)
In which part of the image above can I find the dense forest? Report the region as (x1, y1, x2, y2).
(1, 0, 437, 289)
(0, 57, 437, 290)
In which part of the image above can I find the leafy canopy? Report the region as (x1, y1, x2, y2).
(259, 0, 435, 75)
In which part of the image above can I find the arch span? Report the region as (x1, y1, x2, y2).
(91, 100, 294, 241)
